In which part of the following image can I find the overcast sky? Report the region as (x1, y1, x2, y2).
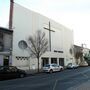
(0, 0, 90, 48)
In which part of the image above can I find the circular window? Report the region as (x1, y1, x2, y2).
(18, 40, 28, 49)
(69, 48, 72, 55)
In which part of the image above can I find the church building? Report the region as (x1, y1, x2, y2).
(0, 1, 75, 72)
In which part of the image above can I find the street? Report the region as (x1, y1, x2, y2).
(0, 67, 90, 90)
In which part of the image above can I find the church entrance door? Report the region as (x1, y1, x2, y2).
(42, 58, 49, 66)
(3, 56, 9, 66)
(59, 58, 64, 66)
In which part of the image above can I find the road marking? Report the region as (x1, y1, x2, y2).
(53, 79, 58, 90)
(82, 74, 88, 78)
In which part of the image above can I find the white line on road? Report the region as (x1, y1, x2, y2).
(53, 79, 58, 90)
(82, 74, 88, 78)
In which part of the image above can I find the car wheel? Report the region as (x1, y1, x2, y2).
(60, 68, 63, 71)
(19, 74, 25, 78)
(49, 69, 53, 74)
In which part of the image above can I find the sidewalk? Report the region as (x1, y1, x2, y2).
(69, 80, 90, 90)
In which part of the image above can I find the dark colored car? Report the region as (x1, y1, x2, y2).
(0, 66, 26, 80)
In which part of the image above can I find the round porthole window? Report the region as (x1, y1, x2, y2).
(69, 48, 73, 55)
(18, 40, 28, 50)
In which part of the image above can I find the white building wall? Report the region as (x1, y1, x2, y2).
(63, 29, 74, 65)
(12, 3, 75, 70)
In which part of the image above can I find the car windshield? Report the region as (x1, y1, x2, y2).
(52, 64, 58, 67)
(44, 64, 50, 67)
(67, 63, 72, 66)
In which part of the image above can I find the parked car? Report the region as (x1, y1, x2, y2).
(0, 66, 26, 80)
(67, 63, 79, 69)
(43, 64, 64, 73)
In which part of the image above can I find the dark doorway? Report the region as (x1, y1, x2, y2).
(3, 56, 9, 66)
(59, 58, 64, 66)
(51, 58, 57, 64)
(42, 58, 49, 66)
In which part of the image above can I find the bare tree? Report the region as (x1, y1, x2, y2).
(74, 51, 83, 64)
(84, 51, 90, 65)
(27, 30, 48, 72)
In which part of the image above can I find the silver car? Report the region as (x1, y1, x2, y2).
(67, 63, 79, 69)
(43, 64, 64, 73)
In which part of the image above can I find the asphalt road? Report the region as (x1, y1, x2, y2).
(0, 67, 90, 90)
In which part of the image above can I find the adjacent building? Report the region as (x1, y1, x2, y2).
(0, 27, 13, 66)
(74, 45, 88, 66)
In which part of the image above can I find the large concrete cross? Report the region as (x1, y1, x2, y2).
(44, 21, 55, 51)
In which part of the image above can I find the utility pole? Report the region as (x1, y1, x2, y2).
(9, 0, 14, 29)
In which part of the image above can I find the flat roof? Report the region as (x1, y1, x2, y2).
(0, 27, 13, 34)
